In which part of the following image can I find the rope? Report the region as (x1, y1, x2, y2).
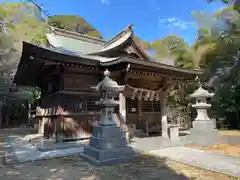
(126, 84, 162, 101)
(126, 84, 163, 93)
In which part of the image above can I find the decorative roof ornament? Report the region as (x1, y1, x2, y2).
(126, 24, 133, 31)
(195, 76, 202, 88)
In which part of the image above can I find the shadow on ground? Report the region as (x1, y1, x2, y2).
(0, 128, 232, 180)
(0, 154, 197, 180)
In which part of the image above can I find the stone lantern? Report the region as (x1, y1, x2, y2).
(80, 69, 137, 165)
(188, 82, 218, 146)
(190, 85, 214, 123)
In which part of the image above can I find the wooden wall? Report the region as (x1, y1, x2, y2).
(63, 73, 99, 91)
(37, 66, 163, 140)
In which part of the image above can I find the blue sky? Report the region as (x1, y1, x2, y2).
(3, 0, 226, 44)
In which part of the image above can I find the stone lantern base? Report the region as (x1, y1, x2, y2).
(188, 120, 219, 146)
(79, 124, 138, 166)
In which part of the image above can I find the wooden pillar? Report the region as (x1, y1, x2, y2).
(28, 101, 31, 126)
(58, 64, 64, 142)
(137, 99, 141, 129)
(119, 93, 126, 123)
(38, 117, 48, 135)
(119, 92, 130, 141)
(161, 92, 169, 138)
(36, 106, 44, 134)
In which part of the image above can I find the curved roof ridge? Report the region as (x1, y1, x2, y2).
(103, 24, 134, 48)
(46, 25, 105, 44)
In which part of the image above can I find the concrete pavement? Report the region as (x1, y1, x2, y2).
(149, 146, 240, 177)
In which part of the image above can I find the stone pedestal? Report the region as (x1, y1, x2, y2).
(189, 118, 218, 146)
(80, 123, 138, 165)
(189, 128, 218, 146)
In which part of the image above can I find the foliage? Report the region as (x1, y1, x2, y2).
(196, 1, 240, 129)
(0, 2, 47, 106)
(134, 36, 151, 50)
(151, 3, 240, 129)
(48, 15, 102, 38)
(0, 2, 47, 73)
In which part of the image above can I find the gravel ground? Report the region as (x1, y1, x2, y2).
(0, 128, 239, 180)
(0, 155, 237, 180)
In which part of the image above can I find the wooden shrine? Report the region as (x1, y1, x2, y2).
(13, 24, 201, 141)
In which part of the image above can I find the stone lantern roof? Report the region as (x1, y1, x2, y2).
(91, 69, 125, 93)
(190, 86, 214, 99)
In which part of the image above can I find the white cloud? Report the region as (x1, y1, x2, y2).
(101, 0, 110, 5)
(158, 17, 194, 30)
(167, 17, 177, 22)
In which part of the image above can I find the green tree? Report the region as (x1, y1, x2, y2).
(133, 36, 150, 50)
(0, 2, 46, 102)
(196, 4, 240, 129)
(48, 15, 102, 38)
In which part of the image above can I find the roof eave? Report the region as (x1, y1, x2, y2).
(101, 56, 202, 76)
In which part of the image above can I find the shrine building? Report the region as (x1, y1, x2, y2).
(13, 24, 201, 141)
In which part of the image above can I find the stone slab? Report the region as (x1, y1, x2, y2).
(149, 147, 240, 177)
(14, 147, 84, 163)
(4, 136, 85, 163)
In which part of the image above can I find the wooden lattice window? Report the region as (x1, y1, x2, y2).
(126, 98, 137, 113)
(85, 96, 100, 112)
(153, 101, 161, 112)
(141, 100, 161, 112)
(141, 100, 152, 112)
(73, 99, 85, 112)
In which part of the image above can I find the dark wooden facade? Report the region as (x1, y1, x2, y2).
(14, 25, 201, 141)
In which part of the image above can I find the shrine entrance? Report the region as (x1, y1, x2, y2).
(125, 98, 162, 135)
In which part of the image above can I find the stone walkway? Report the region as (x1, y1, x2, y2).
(149, 146, 240, 177)
(130, 136, 190, 152)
